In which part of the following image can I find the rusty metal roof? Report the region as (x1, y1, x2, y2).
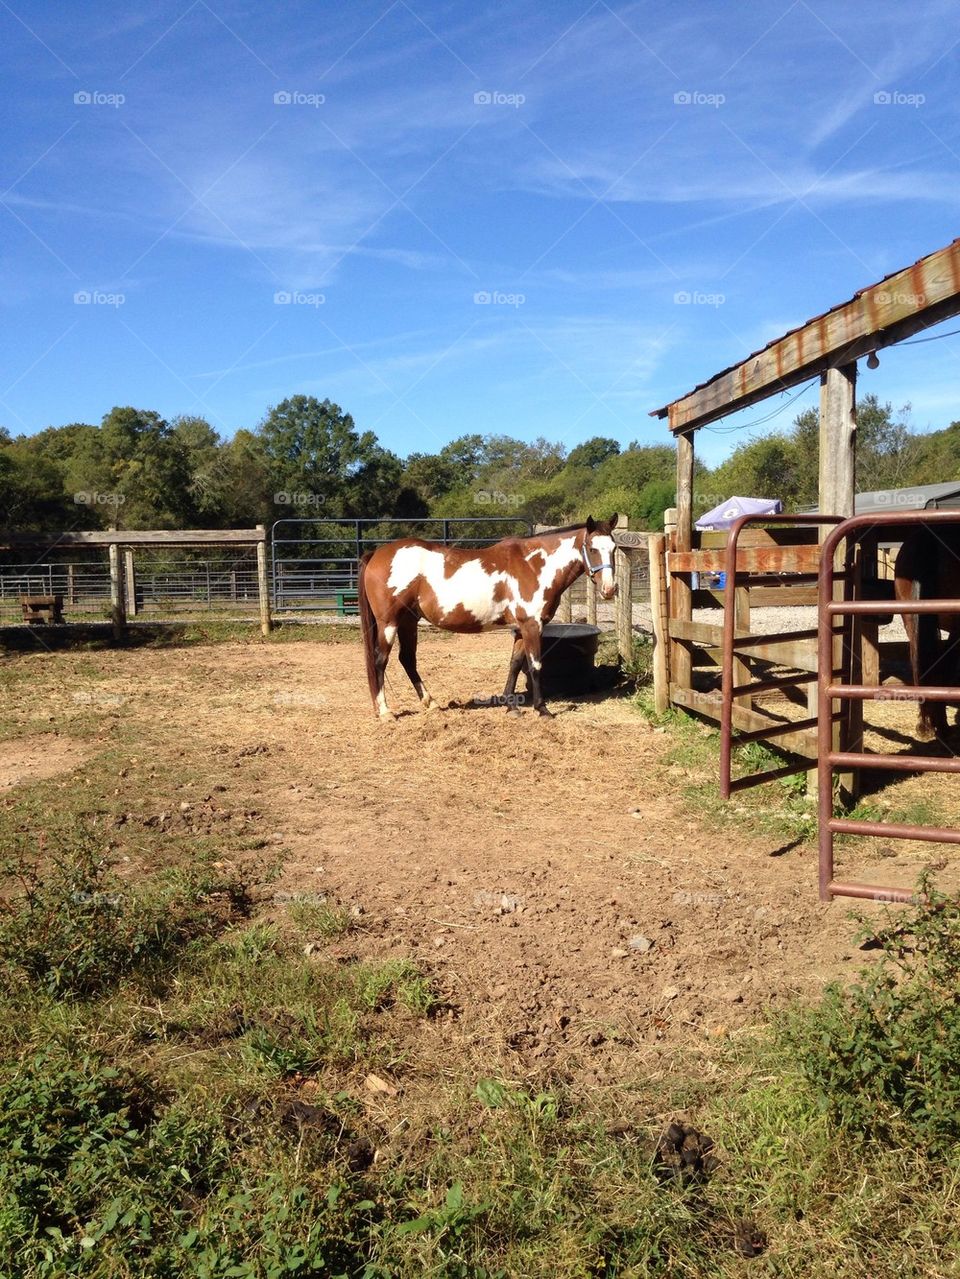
(651, 237, 960, 433)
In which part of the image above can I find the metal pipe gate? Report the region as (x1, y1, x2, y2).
(270, 517, 533, 614)
(817, 510, 960, 903)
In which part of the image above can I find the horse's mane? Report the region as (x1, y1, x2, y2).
(518, 522, 586, 539)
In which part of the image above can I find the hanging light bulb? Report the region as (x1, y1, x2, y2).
(866, 351, 880, 369)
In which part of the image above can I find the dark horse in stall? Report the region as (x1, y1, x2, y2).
(358, 517, 618, 719)
(894, 522, 960, 739)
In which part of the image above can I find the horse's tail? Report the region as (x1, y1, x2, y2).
(358, 552, 379, 707)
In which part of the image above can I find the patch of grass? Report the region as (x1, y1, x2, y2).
(1, 842, 959, 1276)
(0, 618, 358, 655)
(783, 878, 960, 1153)
(619, 635, 654, 689)
(287, 896, 355, 940)
(0, 834, 245, 1000)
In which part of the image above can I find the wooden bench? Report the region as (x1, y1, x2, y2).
(19, 594, 65, 625)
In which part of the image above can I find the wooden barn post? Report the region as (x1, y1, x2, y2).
(819, 365, 856, 521)
(614, 518, 633, 662)
(256, 525, 272, 636)
(817, 363, 859, 796)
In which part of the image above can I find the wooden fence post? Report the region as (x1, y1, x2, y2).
(108, 542, 126, 640)
(123, 548, 137, 617)
(586, 576, 597, 626)
(257, 526, 272, 636)
(647, 533, 669, 713)
(614, 521, 633, 662)
(671, 433, 695, 702)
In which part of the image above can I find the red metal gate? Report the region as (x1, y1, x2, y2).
(817, 511, 960, 902)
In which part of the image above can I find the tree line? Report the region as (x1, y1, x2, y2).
(2, 393, 958, 535)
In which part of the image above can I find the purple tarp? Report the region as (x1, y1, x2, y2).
(694, 495, 783, 531)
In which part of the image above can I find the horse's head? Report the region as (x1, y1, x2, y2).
(582, 515, 618, 600)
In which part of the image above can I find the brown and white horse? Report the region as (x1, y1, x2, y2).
(358, 517, 618, 719)
(894, 523, 960, 739)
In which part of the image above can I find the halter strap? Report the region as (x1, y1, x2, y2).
(581, 541, 613, 577)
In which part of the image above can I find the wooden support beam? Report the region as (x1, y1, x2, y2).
(651, 237, 960, 432)
(675, 433, 694, 552)
(819, 364, 857, 519)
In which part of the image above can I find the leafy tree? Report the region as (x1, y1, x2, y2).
(215, 429, 274, 526)
(170, 415, 226, 523)
(567, 437, 620, 470)
(63, 406, 195, 528)
(257, 396, 419, 519)
(594, 445, 676, 496)
(257, 396, 371, 516)
(402, 452, 461, 505)
(634, 478, 677, 530)
(708, 433, 805, 509)
(0, 441, 80, 531)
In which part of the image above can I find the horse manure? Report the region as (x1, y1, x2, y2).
(654, 1121, 719, 1184)
(732, 1217, 768, 1257)
(345, 1136, 375, 1172)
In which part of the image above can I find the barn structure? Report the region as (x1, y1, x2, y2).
(645, 236, 960, 899)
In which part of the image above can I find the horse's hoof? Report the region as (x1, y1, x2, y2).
(536, 706, 555, 719)
(505, 703, 521, 717)
(378, 710, 397, 723)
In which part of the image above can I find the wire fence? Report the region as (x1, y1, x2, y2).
(0, 526, 651, 626)
(0, 551, 261, 625)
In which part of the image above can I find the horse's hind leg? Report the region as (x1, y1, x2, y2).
(397, 612, 435, 710)
(374, 620, 398, 720)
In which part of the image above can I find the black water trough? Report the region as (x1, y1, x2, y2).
(514, 622, 602, 694)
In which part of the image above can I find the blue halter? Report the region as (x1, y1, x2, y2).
(581, 540, 613, 577)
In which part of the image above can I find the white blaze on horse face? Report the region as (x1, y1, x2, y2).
(592, 535, 616, 599)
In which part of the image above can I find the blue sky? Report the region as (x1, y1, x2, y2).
(3, 0, 960, 467)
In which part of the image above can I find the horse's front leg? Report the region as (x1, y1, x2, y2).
(501, 635, 528, 712)
(518, 617, 552, 717)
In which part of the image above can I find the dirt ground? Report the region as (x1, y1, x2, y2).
(4, 630, 958, 1079)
